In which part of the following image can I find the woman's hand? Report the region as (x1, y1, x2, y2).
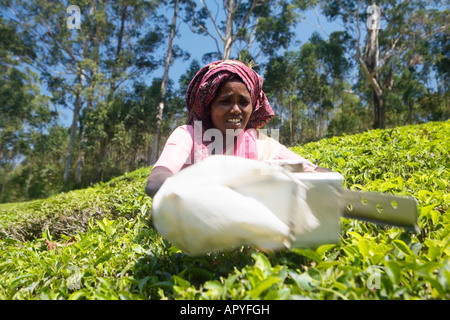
(145, 166, 174, 197)
(313, 166, 332, 172)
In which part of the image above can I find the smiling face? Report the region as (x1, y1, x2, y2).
(209, 79, 253, 136)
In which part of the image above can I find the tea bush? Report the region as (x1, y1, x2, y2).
(0, 121, 448, 300)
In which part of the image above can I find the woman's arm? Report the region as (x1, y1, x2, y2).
(145, 126, 194, 197)
(313, 166, 332, 172)
(145, 166, 174, 198)
(264, 136, 331, 172)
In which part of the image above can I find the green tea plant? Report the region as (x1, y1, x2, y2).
(0, 121, 448, 300)
(0, 169, 152, 241)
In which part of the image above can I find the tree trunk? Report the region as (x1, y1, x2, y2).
(223, 0, 235, 60)
(289, 97, 293, 146)
(95, 5, 127, 180)
(24, 160, 33, 198)
(149, 0, 179, 165)
(75, 0, 98, 184)
(371, 91, 385, 129)
(0, 164, 10, 201)
(75, 129, 86, 184)
(96, 137, 107, 182)
(108, 5, 127, 101)
(363, 28, 385, 129)
(63, 88, 82, 182)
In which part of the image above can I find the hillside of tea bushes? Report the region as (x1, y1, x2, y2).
(0, 120, 448, 300)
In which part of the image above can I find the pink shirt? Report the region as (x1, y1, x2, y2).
(154, 125, 317, 174)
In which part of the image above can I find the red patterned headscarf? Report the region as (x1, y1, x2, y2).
(186, 60, 274, 130)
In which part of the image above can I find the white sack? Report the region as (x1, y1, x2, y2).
(152, 155, 344, 256)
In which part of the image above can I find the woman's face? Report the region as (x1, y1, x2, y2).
(209, 79, 252, 136)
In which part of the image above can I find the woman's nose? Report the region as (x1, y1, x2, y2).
(229, 102, 241, 114)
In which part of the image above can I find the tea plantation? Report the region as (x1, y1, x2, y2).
(0, 120, 448, 300)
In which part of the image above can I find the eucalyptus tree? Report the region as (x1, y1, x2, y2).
(0, 16, 54, 201)
(2, 0, 106, 182)
(264, 51, 301, 145)
(321, 0, 449, 129)
(184, 0, 303, 62)
(4, 125, 68, 202)
(265, 31, 351, 144)
(87, 0, 163, 181)
(149, 0, 181, 166)
(2, 0, 164, 184)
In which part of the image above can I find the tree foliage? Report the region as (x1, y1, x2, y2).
(0, 15, 56, 202)
(322, 0, 449, 129)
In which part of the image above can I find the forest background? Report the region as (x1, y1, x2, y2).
(0, 0, 448, 203)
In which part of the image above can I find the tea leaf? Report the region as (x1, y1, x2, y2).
(249, 277, 281, 298)
(385, 261, 401, 285)
(393, 240, 414, 256)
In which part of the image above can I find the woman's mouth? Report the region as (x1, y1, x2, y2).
(227, 118, 242, 124)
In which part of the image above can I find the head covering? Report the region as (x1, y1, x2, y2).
(186, 60, 274, 130)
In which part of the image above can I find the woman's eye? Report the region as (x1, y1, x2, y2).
(217, 97, 230, 104)
(216, 96, 249, 107)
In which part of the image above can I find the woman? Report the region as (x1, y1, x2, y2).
(146, 60, 326, 197)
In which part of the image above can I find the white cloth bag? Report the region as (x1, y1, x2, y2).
(152, 155, 343, 256)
